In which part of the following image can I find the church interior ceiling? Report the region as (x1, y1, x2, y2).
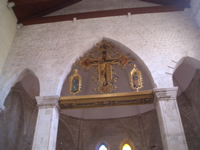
(8, 0, 190, 25)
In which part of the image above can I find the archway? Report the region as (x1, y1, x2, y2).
(60, 38, 155, 119)
(173, 56, 200, 150)
(0, 69, 40, 150)
(55, 39, 163, 150)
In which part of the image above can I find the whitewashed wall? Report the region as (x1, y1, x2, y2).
(0, 0, 17, 74)
(0, 10, 200, 110)
(190, 0, 200, 28)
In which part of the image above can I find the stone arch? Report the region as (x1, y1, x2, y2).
(104, 37, 155, 88)
(58, 37, 155, 96)
(173, 56, 200, 95)
(0, 68, 40, 150)
(174, 57, 200, 150)
(0, 68, 40, 110)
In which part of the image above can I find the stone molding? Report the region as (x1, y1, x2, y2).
(153, 87, 178, 103)
(35, 96, 61, 113)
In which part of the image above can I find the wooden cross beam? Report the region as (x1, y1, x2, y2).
(59, 90, 154, 109)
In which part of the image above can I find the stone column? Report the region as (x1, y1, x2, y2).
(153, 87, 188, 150)
(32, 96, 60, 150)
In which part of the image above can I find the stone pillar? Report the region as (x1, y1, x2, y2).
(153, 87, 188, 150)
(32, 96, 60, 150)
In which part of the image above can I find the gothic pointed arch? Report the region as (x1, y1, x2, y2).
(173, 56, 200, 95)
(0, 68, 40, 110)
(120, 139, 135, 150)
(0, 68, 40, 150)
(96, 141, 110, 150)
(173, 56, 200, 150)
(59, 38, 155, 119)
(60, 38, 155, 96)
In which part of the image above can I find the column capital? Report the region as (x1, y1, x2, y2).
(35, 95, 61, 112)
(153, 87, 178, 102)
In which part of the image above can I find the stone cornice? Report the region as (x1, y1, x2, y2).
(153, 87, 178, 102)
(36, 96, 61, 113)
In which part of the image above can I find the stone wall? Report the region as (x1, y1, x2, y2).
(1, 9, 200, 109)
(1, 70, 200, 150)
(0, 82, 38, 150)
(0, 84, 163, 150)
(177, 70, 200, 150)
(56, 110, 163, 150)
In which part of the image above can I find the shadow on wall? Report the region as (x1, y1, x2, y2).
(173, 56, 200, 150)
(0, 72, 39, 150)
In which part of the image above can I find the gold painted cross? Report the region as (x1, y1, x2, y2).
(80, 48, 128, 87)
(76, 40, 133, 93)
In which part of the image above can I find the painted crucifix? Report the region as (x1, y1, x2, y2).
(76, 40, 133, 93)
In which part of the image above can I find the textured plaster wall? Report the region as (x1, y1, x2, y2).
(190, 0, 200, 28)
(0, 0, 17, 74)
(0, 10, 200, 109)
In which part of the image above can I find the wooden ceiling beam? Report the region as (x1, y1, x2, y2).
(9, 0, 53, 5)
(26, 0, 82, 19)
(19, 5, 185, 26)
(14, 0, 82, 21)
(141, 0, 190, 7)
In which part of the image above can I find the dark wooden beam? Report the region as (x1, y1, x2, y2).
(12, 0, 82, 20)
(9, 0, 53, 5)
(141, 0, 190, 8)
(19, 6, 185, 26)
(24, 0, 82, 19)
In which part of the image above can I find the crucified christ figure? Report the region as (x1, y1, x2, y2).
(81, 48, 128, 87)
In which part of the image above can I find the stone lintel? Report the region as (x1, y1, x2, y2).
(153, 87, 178, 102)
(35, 96, 61, 113)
